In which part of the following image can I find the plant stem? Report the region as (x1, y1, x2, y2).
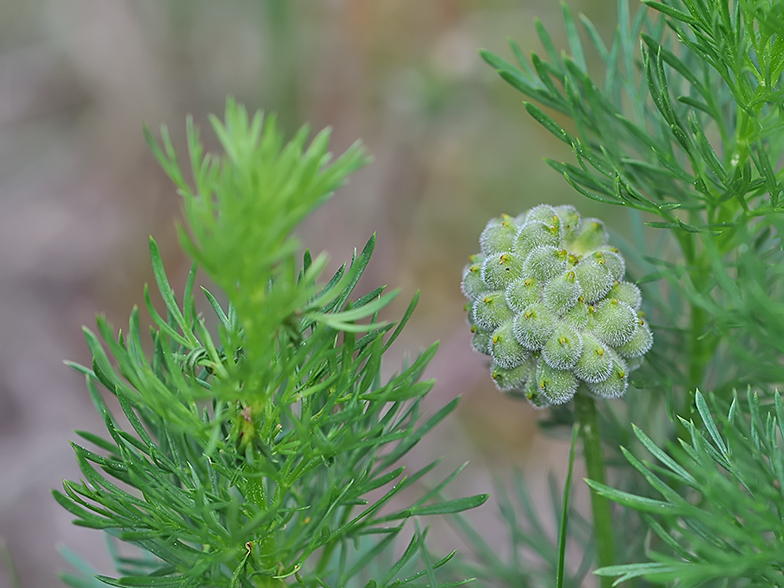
(574, 392, 615, 588)
(684, 236, 719, 419)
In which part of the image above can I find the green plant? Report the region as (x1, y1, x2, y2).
(459, 0, 784, 586)
(55, 101, 487, 588)
(56, 0, 784, 585)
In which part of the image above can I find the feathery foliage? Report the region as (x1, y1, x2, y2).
(55, 100, 487, 588)
(461, 0, 784, 586)
(55, 0, 784, 586)
(592, 390, 784, 586)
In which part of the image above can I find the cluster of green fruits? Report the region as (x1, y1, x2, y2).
(462, 205, 653, 408)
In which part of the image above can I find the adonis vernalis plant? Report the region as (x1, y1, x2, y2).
(457, 0, 784, 586)
(54, 101, 487, 588)
(55, 0, 784, 586)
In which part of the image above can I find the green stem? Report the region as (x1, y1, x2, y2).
(243, 478, 286, 588)
(574, 392, 615, 588)
(683, 233, 718, 420)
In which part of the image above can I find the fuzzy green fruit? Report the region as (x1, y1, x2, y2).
(536, 359, 579, 405)
(480, 215, 518, 255)
(524, 370, 548, 409)
(615, 316, 653, 358)
(506, 276, 541, 314)
(554, 205, 580, 239)
(572, 332, 613, 383)
(607, 281, 642, 310)
(542, 270, 582, 315)
(592, 298, 637, 347)
(514, 222, 560, 256)
(525, 204, 560, 226)
(564, 297, 591, 329)
(573, 257, 614, 303)
(461, 261, 486, 299)
(514, 302, 558, 350)
(491, 361, 530, 392)
(592, 248, 625, 281)
(490, 320, 529, 368)
(473, 292, 514, 331)
(542, 322, 583, 370)
(586, 354, 629, 398)
(482, 251, 525, 290)
(463, 205, 652, 408)
(471, 328, 492, 355)
(569, 218, 607, 254)
(523, 246, 568, 282)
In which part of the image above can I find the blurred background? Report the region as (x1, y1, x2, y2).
(0, 0, 631, 585)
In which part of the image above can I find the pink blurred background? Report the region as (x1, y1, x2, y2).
(0, 1, 628, 585)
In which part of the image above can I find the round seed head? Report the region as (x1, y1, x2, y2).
(461, 262, 487, 299)
(615, 317, 653, 358)
(480, 215, 518, 255)
(542, 322, 583, 370)
(490, 320, 530, 368)
(491, 360, 530, 392)
(592, 249, 625, 281)
(542, 270, 582, 315)
(514, 222, 560, 257)
(471, 329, 492, 355)
(505, 276, 542, 314)
(473, 292, 514, 331)
(465, 204, 650, 407)
(568, 218, 608, 255)
(513, 302, 558, 350)
(523, 246, 568, 282)
(525, 204, 559, 226)
(573, 332, 613, 383)
(482, 251, 525, 290)
(607, 281, 642, 310)
(587, 355, 629, 398)
(536, 359, 579, 405)
(573, 257, 613, 303)
(592, 298, 637, 347)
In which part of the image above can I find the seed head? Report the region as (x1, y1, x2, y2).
(463, 205, 652, 407)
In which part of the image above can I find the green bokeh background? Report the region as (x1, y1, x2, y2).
(0, 1, 633, 585)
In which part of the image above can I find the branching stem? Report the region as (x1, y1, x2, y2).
(574, 392, 615, 588)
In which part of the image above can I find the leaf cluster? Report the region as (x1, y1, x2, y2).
(145, 99, 371, 406)
(56, 101, 487, 588)
(593, 390, 784, 586)
(481, 0, 784, 220)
